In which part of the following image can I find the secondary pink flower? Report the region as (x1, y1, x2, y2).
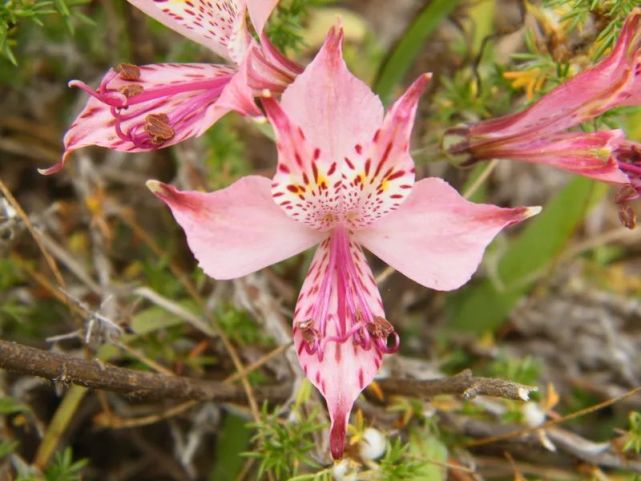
(42, 0, 300, 175)
(147, 28, 539, 459)
(447, 9, 641, 224)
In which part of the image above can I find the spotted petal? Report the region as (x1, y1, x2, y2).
(42, 63, 255, 175)
(146, 176, 325, 279)
(293, 231, 390, 459)
(263, 27, 430, 230)
(355, 178, 540, 291)
(127, 0, 251, 63)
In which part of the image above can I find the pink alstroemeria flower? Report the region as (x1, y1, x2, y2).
(41, 0, 301, 175)
(447, 9, 641, 225)
(147, 28, 539, 459)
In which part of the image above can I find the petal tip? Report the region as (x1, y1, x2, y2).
(146, 179, 170, 197)
(329, 412, 347, 460)
(523, 206, 542, 219)
(39, 150, 71, 175)
(38, 164, 63, 176)
(324, 24, 345, 55)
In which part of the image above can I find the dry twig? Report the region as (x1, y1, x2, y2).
(0, 339, 535, 403)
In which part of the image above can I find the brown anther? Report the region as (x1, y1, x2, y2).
(614, 184, 638, 204)
(296, 319, 319, 343)
(119, 84, 144, 97)
(144, 113, 175, 145)
(116, 63, 141, 81)
(618, 203, 637, 229)
(367, 316, 394, 338)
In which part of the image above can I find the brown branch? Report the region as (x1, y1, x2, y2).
(0, 339, 535, 403)
(0, 339, 289, 403)
(378, 369, 536, 401)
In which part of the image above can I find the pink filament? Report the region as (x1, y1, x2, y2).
(303, 226, 399, 360)
(70, 70, 234, 148)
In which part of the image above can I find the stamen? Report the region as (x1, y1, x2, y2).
(70, 69, 234, 149)
(368, 316, 399, 354)
(116, 63, 141, 81)
(298, 319, 318, 343)
(302, 228, 400, 361)
(374, 330, 400, 354)
(144, 113, 175, 144)
(618, 203, 637, 229)
(367, 316, 394, 338)
(120, 84, 144, 97)
(296, 319, 320, 355)
(615, 184, 638, 204)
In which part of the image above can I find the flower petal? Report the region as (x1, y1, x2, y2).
(354, 178, 540, 291)
(127, 0, 251, 62)
(466, 9, 641, 140)
(279, 26, 384, 166)
(484, 130, 629, 184)
(146, 176, 325, 279)
(43, 63, 253, 174)
(246, 35, 302, 92)
(293, 235, 388, 459)
(263, 29, 429, 230)
(246, 0, 279, 35)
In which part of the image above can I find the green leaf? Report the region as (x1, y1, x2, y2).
(0, 440, 19, 459)
(130, 303, 196, 335)
(0, 396, 30, 415)
(447, 177, 608, 333)
(408, 428, 448, 481)
(374, 0, 462, 103)
(209, 414, 253, 481)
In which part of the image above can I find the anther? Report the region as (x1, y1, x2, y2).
(116, 63, 141, 81)
(618, 203, 637, 229)
(296, 319, 320, 344)
(367, 316, 399, 354)
(367, 316, 394, 339)
(119, 84, 144, 97)
(296, 319, 321, 356)
(144, 113, 175, 145)
(615, 184, 638, 204)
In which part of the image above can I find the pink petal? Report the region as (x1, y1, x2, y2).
(484, 130, 629, 184)
(354, 178, 540, 291)
(246, 0, 279, 35)
(279, 26, 384, 166)
(361, 73, 431, 215)
(293, 230, 394, 459)
(246, 35, 302, 92)
(468, 9, 641, 140)
(126, 0, 251, 63)
(42, 63, 254, 174)
(146, 176, 325, 279)
(216, 52, 263, 116)
(262, 29, 430, 231)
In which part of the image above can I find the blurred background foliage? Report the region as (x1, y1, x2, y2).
(1, 0, 641, 480)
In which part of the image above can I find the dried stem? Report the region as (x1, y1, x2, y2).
(0, 340, 535, 403)
(377, 369, 536, 401)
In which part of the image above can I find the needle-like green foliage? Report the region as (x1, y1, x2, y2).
(246, 404, 325, 480)
(1, 0, 89, 64)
